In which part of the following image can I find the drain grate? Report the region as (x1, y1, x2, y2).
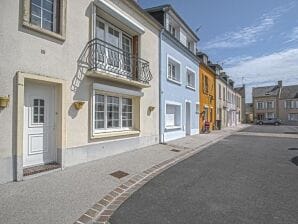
(171, 149, 181, 153)
(288, 148, 298, 151)
(110, 170, 129, 179)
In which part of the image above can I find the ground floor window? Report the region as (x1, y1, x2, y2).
(288, 113, 298, 121)
(266, 112, 275, 119)
(165, 103, 182, 129)
(94, 93, 132, 132)
(257, 113, 264, 120)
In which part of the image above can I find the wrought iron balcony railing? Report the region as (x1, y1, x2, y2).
(83, 38, 153, 84)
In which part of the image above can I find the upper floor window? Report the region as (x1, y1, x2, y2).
(169, 24, 176, 37)
(266, 101, 274, 109)
(257, 102, 264, 110)
(22, 0, 66, 40)
(167, 56, 181, 83)
(186, 69, 195, 89)
(30, 0, 59, 33)
(223, 87, 226, 101)
(203, 75, 209, 93)
(285, 100, 296, 109)
(218, 84, 222, 99)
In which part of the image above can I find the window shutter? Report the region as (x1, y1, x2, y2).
(284, 101, 287, 109)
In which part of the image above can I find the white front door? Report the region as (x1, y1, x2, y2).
(23, 82, 56, 167)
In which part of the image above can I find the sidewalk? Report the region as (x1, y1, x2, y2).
(0, 125, 248, 224)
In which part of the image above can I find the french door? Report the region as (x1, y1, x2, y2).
(95, 18, 132, 73)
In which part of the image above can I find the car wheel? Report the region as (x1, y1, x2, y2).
(274, 122, 279, 126)
(259, 121, 263, 125)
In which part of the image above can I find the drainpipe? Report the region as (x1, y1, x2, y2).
(159, 29, 164, 143)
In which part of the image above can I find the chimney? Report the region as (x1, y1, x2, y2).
(278, 80, 282, 87)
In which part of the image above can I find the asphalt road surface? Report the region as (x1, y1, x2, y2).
(110, 126, 298, 224)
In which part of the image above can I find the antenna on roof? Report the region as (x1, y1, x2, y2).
(195, 26, 202, 34)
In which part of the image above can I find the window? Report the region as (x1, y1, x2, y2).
(186, 69, 195, 89)
(167, 56, 181, 83)
(169, 24, 176, 37)
(165, 103, 181, 129)
(96, 18, 133, 72)
(30, 0, 59, 32)
(223, 88, 226, 101)
(266, 101, 274, 109)
(203, 75, 209, 93)
(93, 93, 133, 132)
(218, 84, 221, 99)
(32, 99, 45, 124)
(266, 112, 275, 119)
(285, 100, 295, 109)
(23, 0, 66, 40)
(257, 102, 264, 110)
(288, 113, 298, 121)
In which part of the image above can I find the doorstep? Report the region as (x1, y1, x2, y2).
(23, 162, 61, 179)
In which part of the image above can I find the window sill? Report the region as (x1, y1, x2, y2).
(91, 130, 140, 139)
(165, 126, 182, 130)
(186, 85, 196, 91)
(22, 21, 66, 41)
(167, 78, 182, 86)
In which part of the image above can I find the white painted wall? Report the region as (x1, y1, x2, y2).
(0, 0, 160, 183)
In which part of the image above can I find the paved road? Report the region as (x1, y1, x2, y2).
(110, 127, 298, 224)
(240, 124, 298, 134)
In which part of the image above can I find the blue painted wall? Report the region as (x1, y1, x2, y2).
(160, 32, 200, 142)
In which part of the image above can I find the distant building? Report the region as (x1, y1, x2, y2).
(252, 81, 298, 124)
(197, 53, 217, 132)
(279, 84, 298, 125)
(245, 103, 254, 123)
(235, 85, 246, 123)
(252, 81, 281, 121)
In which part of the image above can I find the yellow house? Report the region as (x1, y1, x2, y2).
(197, 53, 216, 132)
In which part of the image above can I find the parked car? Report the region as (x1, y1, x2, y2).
(256, 118, 282, 126)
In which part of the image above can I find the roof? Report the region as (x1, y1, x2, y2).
(145, 4, 199, 41)
(280, 85, 298, 99)
(252, 85, 280, 98)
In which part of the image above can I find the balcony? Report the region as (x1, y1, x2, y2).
(83, 38, 153, 88)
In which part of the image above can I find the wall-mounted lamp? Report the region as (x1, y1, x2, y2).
(73, 101, 85, 110)
(0, 96, 10, 108)
(148, 106, 155, 112)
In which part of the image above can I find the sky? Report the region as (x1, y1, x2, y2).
(139, 0, 298, 102)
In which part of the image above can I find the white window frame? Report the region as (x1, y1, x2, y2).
(186, 67, 196, 90)
(30, 0, 58, 32)
(92, 90, 134, 134)
(167, 55, 182, 84)
(257, 101, 264, 110)
(165, 101, 183, 130)
(288, 113, 298, 121)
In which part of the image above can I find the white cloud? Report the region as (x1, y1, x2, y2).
(203, 3, 294, 50)
(224, 48, 298, 102)
(284, 26, 298, 43)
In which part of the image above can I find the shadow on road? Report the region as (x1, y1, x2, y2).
(290, 156, 298, 166)
(288, 148, 298, 151)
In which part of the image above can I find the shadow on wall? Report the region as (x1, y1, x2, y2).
(290, 156, 298, 166)
(68, 3, 93, 119)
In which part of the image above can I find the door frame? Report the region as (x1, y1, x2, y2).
(185, 100, 191, 136)
(15, 72, 66, 181)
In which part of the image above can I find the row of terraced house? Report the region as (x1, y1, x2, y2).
(0, 0, 243, 184)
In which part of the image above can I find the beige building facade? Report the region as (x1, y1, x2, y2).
(0, 0, 160, 183)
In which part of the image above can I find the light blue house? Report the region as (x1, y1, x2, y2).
(147, 5, 200, 142)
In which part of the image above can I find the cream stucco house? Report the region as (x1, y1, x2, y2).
(0, 0, 161, 183)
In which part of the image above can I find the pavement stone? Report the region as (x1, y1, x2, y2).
(0, 125, 247, 224)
